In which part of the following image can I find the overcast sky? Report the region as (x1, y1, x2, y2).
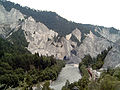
(8, 0, 120, 29)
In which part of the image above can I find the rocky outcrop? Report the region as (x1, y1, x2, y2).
(77, 31, 112, 59)
(22, 17, 73, 59)
(103, 40, 120, 68)
(95, 27, 120, 43)
(72, 28, 81, 42)
(0, 5, 24, 25)
(66, 28, 81, 43)
(0, 24, 11, 38)
(0, 5, 75, 60)
(0, 5, 24, 38)
(1, 4, 119, 63)
(66, 34, 72, 40)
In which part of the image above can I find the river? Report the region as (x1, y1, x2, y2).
(50, 64, 81, 90)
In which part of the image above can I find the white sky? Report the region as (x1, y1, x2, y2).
(8, 0, 120, 29)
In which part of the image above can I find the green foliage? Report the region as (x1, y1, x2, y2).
(62, 76, 89, 90)
(92, 47, 112, 70)
(79, 65, 89, 77)
(0, 37, 65, 89)
(62, 47, 114, 90)
(113, 68, 120, 80)
(62, 68, 120, 90)
(92, 59, 104, 70)
(64, 80, 70, 88)
(0, 53, 65, 88)
(79, 47, 112, 73)
(80, 55, 92, 68)
(0, 37, 30, 56)
(87, 81, 99, 90)
(99, 74, 120, 90)
(8, 29, 29, 47)
(3, 0, 118, 40)
(42, 81, 52, 90)
(0, 84, 6, 90)
(78, 76, 89, 90)
(62, 80, 70, 90)
(0, 0, 102, 42)
(72, 48, 112, 90)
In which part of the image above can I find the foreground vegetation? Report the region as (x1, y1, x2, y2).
(62, 68, 120, 90)
(62, 47, 120, 90)
(79, 47, 112, 71)
(0, 37, 65, 89)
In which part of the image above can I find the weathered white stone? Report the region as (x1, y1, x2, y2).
(66, 33, 72, 40)
(1, 4, 119, 64)
(77, 31, 112, 58)
(0, 5, 24, 24)
(22, 16, 72, 59)
(0, 5, 25, 38)
(72, 28, 81, 42)
(103, 40, 120, 68)
(95, 27, 120, 42)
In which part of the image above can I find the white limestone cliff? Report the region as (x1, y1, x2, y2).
(0, 5, 24, 25)
(72, 28, 81, 42)
(77, 31, 112, 59)
(0, 5, 25, 38)
(103, 40, 120, 68)
(95, 27, 120, 43)
(22, 16, 73, 59)
(1, 5, 119, 65)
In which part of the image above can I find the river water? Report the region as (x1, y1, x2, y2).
(50, 64, 81, 90)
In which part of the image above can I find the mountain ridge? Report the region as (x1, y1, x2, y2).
(1, 0, 120, 89)
(0, 0, 120, 68)
(1, 0, 119, 39)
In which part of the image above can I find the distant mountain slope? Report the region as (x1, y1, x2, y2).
(1, 0, 119, 42)
(77, 31, 112, 59)
(103, 40, 120, 68)
(1, 0, 120, 66)
(0, 0, 96, 38)
(0, 30, 65, 90)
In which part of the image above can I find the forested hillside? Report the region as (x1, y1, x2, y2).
(0, 37, 65, 89)
(1, 0, 119, 42)
(0, 0, 97, 38)
(7, 29, 29, 47)
(0, 37, 30, 55)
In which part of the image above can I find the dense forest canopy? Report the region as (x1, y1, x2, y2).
(0, 0, 119, 42)
(0, 37, 65, 89)
(0, 0, 97, 38)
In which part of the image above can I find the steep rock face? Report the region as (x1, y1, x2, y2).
(0, 24, 11, 38)
(66, 28, 81, 43)
(0, 5, 74, 60)
(72, 28, 81, 42)
(0, 4, 118, 62)
(0, 5, 24, 24)
(95, 27, 120, 42)
(22, 17, 73, 59)
(66, 33, 72, 40)
(77, 31, 112, 59)
(103, 41, 120, 68)
(0, 5, 24, 38)
(0, 23, 22, 38)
